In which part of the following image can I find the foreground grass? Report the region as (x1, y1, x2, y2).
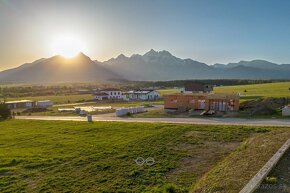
(215, 81, 290, 100)
(0, 120, 289, 193)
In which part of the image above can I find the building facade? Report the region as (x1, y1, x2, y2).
(6, 100, 36, 109)
(94, 93, 109, 100)
(124, 90, 160, 100)
(94, 89, 122, 100)
(164, 93, 239, 112)
(36, 100, 53, 108)
(181, 82, 214, 93)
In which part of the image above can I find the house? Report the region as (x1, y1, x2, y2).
(282, 105, 290, 116)
(5, 100, 36, 110)
(37, 100, 53, 108)
(124, 90, 160, 100)
(164, 93, 239, 112)
(180, 82, 214, 93)
(94, 88, 122, 100)
(94, 92, 109, 101)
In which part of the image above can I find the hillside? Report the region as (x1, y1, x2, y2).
(0, 53, 120, 83)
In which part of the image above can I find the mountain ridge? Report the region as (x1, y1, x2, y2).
(0, 50, 290, 83)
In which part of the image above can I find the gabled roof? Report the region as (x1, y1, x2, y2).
(94, 92, 109, 96)
(100, 88, 121, 91)
(6, 100, 34, 104)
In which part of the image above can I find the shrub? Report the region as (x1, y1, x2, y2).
(0, 103, 11, 120)
(265, 176, 277, 184)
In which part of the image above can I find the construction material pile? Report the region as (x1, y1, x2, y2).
(116, 106, 145, 117)
(240, 97, 289, 116)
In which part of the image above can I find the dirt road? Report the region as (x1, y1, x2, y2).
(16, 115, 290, 127)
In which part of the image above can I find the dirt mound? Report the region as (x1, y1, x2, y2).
(240, 97, 289, 116)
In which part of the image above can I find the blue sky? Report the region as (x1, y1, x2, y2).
(1, 0, 290, 70)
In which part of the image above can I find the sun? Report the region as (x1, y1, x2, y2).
(51, 36, 85, 58)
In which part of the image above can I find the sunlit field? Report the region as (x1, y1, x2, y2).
(215, 81, 290, 101)
(0, 120, 289, 192)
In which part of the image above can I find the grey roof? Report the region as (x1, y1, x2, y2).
(126, 90, 156, 94)
(6, 100, 34, 104)
(94, 92, 109, 96)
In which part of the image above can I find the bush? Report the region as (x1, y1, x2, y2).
(0, 103, 11, 120)
(265, 176, 277, 184)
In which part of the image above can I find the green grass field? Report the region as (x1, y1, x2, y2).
(5, 94, 93, 105)
(0, 120, 289, 192)
(215, 81, 290, 100)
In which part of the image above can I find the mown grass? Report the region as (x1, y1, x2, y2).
(214, 82, 290, 101)
(0, 120, 289, 192)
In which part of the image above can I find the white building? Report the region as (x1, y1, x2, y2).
(5, 100, 35, 109)
(94, 92, 109, 101)
(94, 89, 122, 100)
(37, 100, 53, 108)
(282, 105, 290, 116)
(125, 90, 160, 100)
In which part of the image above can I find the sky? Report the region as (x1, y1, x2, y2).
(1, 0, 290, 70)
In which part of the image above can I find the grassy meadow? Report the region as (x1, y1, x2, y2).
(0, 120, 289, 192)
(215, 81, 290, 101)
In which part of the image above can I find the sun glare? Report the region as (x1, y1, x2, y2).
(51, 36, 85, 58)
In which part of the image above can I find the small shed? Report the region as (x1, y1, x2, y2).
(5, 100, 36, 109)
(37, 100, 53, 108)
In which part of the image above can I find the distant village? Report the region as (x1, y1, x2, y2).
(3, 82, 290, 117)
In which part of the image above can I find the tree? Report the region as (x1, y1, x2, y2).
(0, 103, 11, 120)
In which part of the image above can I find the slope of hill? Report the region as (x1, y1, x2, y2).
(0, 53, 120, 83)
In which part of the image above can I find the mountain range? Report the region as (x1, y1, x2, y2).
(0, 49, 290, 83)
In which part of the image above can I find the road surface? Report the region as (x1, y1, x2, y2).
(16, 115, 290, 127)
